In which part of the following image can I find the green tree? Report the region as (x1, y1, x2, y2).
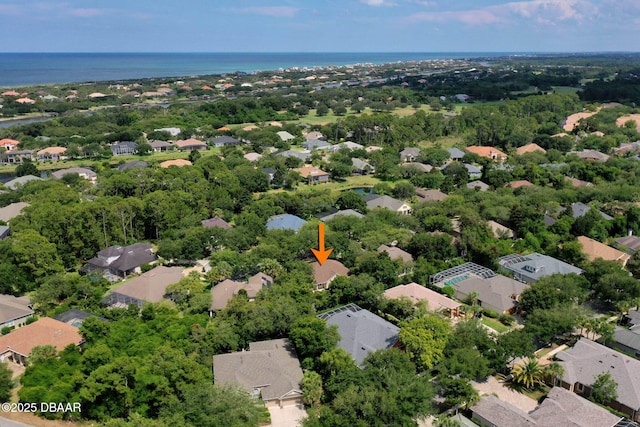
(289, 317, 340, 364)
(301, 371, 323, 416)
(399, 315, 451, 370)
(335, 191, 367, 213)
(10, 230, 64, 281)
(590, 371, 618, 404)
(188, 149, 201, 163)
(440, 377, 480, 409)
(0, 362, 13, 402)
(510, 359, 545, 389)
(15, 158, 39, 177)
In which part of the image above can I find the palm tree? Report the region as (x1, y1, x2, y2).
(543, 362, 565, 386)
(511, 359, 544, 389)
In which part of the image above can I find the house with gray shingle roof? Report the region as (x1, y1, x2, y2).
(318, 304, 400, 365)
(301, 139, 331, 151)
(213, 338, 303, 406)
(556, 339, 640, 422)
(276, 130, 295, 142)
(266, 214, 307, 232)
(400, 147, 420, 162)
(318, 209, 364, 222)
(364, 194, 412, 214)
(611, 325, 640, 359)
(447, 147, 465, 161)
(471, 387, 622, 427)
(0, 294, 33, 329)
(571, 202, 613, 220)
(273, 150, 311, 162)
(498, 253, 583, 284)
(4, 175, 42, 190)
(351, 158, 374, 175)
(466, 180, 490, 191)
(0, 202, 30, 223)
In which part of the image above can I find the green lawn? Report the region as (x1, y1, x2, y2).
(481, 317, 510, 333)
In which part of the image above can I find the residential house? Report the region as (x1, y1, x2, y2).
(312, 260, 349, 291)
(614, 235, 640, 254)
(331, 141, 364, 152)
(209, 272, 273, 311)
(378, 244, 413, 263)
(117, 161, 148, 171)
(415, 188, 447, 202)
(102, 265, 184, 307)
(0, 317, 83, 366)
(565, 176, 592, 188)
(447, 147, 465, 161)
(213, 338, 304, 407)
(570, 149, 610, 162)
(1, 149, 34, 164)
(317, 209, 364, 222)
(384, 282, 461, 318)
(466, 180, 490, 191)
(318, 304, 400, 365)
(466, 146, 508, 162)
(400, 147, 420, 162)
(160, 159, 192, 168)
(450, 274, 528, 314)
(4, 175, 42, 191)
(243, 152, 262, 162)
(0, 202, 30, 223)
(262, 167, 276, 182)
(403, 162, 433, 173)
(571, 202, 613, 220)
(505, 179, 534, 189)
(51, 167, 97, 183)
(0, 294, 33, 329)
(0, 138, 19, 151)
(303, 131, 325, 141)
(202, 217, 231, 229)
(293, 166, 330, 184)
(516, 143, 547, 156)
(82, 242, 157, 280)
(211, 136, 241, 148)
(175, 138, 207, 151)
(556, 339, 640, 422)
(577, 236, 631, 266)
(266, 214, 307, 232)
(364, 194, 412, 215)
(301, 139, 331, 151)
(499, 253, 583, 284)
(487, 220, 515, 239)
(37, 146, 67, 161)
(149, 140, 175, 152)
(464, 163, 482, 179)
(611, 325, 640, 358)
(351, 158, 374, 175)
(274, 150, 311, 162)
(471, 387, 622, 427)
(0, 225, 9, 239)
(110, 141, 138, 156)
(276, 131, 295, 142)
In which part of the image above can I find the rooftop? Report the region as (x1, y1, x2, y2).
(0, 317, 83, 357)
(384, 282, 461, 311)
(109, 266, 184, 304)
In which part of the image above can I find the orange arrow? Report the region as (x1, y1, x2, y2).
(311, 223, 333, 265)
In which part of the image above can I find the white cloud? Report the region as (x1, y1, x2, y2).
(360, 0, 398, 7)
(405, 0, 593, 26)
(234, 7, 300, 17)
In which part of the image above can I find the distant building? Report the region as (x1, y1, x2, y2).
(311, 260, 349, 291)
(293, 166, 330, 184)
(110, 141, 138, 156)
(4, 175, 42, 191)
(266, 214, 307, 232)
(0, 294, 33, 329)
(175, 138, 207, 151)
(103, 265, 184, 307)
(465, 146, 507, 162)
(384, 283, 461, 318)
(364, 195, 411, 215)
(577, 236, 630, 266)
(82, 242, 157, 280)
(51, 167, 97, 183)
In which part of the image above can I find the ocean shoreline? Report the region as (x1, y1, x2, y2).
(0, 51, 531, 87)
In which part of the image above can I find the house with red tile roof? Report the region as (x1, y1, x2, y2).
(0, 138, 20, 151)
(311, 260, 349, 291)
(1, 90, 20, 96)
(516, 143, 546, 156)
(577, 236, 631, 267)
(293, 166, 330, 184)
(174, 138, 207, 151)
(37, 146, 67, 161)
(15, 97, 35, 104)
(384, 282, 462, 318)
(160, 159, 192, 168)
(465, 146, 507, 161)
(504, 180, 534, 189)
(0, 317, 83, 366)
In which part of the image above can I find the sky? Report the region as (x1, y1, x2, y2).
(1, 0, 639, 53)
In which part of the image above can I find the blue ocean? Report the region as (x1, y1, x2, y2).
(0, 52, 519, 87)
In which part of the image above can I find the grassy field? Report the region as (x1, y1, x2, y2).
(482, 317, 510, 333)
(268, 174, 382, 196)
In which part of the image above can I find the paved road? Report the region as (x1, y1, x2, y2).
(0, 417, 34, 427)
(472, 376, 538, 413)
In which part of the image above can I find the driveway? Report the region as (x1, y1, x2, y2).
(472, 376, 538, 413)
(267, 404, 308, 427)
